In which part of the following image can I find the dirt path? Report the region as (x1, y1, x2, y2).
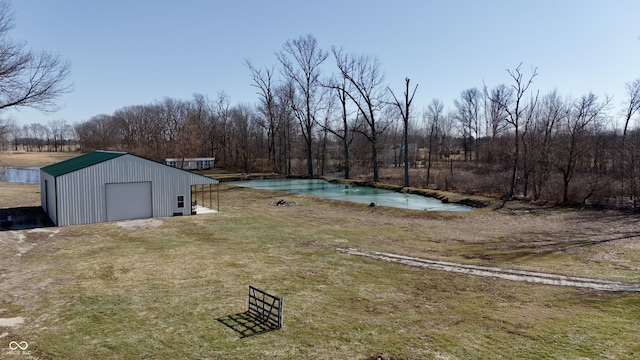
(336, 247, 640, 292)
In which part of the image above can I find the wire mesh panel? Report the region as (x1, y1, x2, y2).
(248, 286, 283, 329)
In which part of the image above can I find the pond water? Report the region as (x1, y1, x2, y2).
(230, 178, 472, 212)
(0, 166, 40, 184)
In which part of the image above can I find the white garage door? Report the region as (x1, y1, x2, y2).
(106, 182, 153, 222)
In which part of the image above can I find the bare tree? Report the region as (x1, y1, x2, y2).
(491, 63, 538, 200)
(156, 97, 190, 157)
(619, 79, 640, 203)
(530, 90, 566, 200)
(424, 99, 444, 186)
(454, 88, 481, 161)
(61, 121, 74, 150)
(30, 123, 49, 151)
(113, 104, 166, 158)
(518, 93, 541, 198)
(555, 93, 610, 204)
(274, 82, 296, 175)
(8, 120, 20, 150)
(188, 93, 215, 157)
(0, 116, 12, 149)
(228, 104, 259, 172)
(622, 79, 640, 143)
(246, 61, 279, 170)
(48, 119, 67, 152)
(624, 127, 640, 207)
(389, 78, 418, 187)
(333, 47, 389, 182)
(0, 115, 13, 148)
(441, 111, 458, 190)
(0, 1, 71, 113)
(317, 94, 335, 176)
(276, 34, 328, 176)
(323, 75, 362, 179)
(482, 83, 512, 162)
(212, 92, 231, 168)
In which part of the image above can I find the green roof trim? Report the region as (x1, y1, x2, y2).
(40, 151, 126, 177)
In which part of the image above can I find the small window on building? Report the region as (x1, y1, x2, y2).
(177, 195, 184, 208)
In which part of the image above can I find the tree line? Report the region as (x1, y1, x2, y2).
(2, 31, 640, 209)
(0, 119, 76, 152)
(0, 0, 72, 153)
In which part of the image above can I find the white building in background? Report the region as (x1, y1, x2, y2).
(40, 151, 219, 226)
(163, 158, 215, 170)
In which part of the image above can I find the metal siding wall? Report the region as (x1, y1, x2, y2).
(39, 171, 57, 225)
(54, 154, 218, 225)
(57, 168, 104, 226)
(39, 171, 45, 211)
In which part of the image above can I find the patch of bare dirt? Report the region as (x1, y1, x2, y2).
(337, 247, 640, 292)
(114, 218, 163, 230)
(0, 317, 24, 327)
(0, 228, 64, 343)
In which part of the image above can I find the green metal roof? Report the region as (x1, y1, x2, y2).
(40, 151, 126, 177)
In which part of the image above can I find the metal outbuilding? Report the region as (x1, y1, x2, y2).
(164, 157, 215, 170)
(40, 150, 219, 226)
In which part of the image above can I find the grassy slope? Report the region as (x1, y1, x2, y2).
(1, 183, 640, 358)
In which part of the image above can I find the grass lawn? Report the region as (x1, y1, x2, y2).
(0, 151, 79, 168)
(1, 177, 640, 358)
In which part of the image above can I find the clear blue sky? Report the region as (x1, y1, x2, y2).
(5, 0, 640, 127)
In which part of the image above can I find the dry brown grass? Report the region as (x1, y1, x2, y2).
(0, 151, 78, 168)
(0, 182, 41, 207)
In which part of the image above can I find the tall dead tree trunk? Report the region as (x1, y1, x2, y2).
(389, 78, 418, 187)
(425, 99, 444, 186)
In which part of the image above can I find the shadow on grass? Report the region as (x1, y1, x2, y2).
(217, 311, 279, 338)
(462, 230, 640, 263)
(0, 206, 54, 230)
